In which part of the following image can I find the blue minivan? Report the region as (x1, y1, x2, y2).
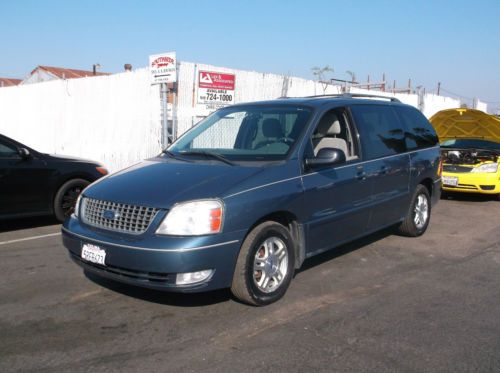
(62, 94, 441, 305)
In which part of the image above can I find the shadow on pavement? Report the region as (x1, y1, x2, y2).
(298, 227, 394, 274)
(441, 191, 498, 202)
(84, 227, 398, 307)
(84, 271, 232, 307)
(0, 216, 60, 233)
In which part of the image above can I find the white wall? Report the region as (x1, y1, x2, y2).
(422, 94, 461, 118)
(0, 61, 471, 172)
(474, 99, 488, 113)
(0, 68, 162, 172)
(175, 61, 342, 135)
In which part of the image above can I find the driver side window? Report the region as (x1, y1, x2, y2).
(311, 108, 358, 161)
(0, 140, 19, 159)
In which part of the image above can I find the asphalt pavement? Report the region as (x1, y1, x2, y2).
(0, 195, 499, 372)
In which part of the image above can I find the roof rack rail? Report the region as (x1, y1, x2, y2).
(302, 93, 401, 103)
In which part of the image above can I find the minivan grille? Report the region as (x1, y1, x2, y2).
(81, 198, 159, 234)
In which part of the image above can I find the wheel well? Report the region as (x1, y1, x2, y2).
(248, 211, 305, 269)
(52, 175, 93, 206)
(419, 178, 433, 196)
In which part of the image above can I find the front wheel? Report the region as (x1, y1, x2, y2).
(54, 178, 89, 222)
(231, 221, 295, 306)
(397, 184, 431, 237)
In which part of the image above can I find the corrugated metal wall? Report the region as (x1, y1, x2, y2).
(0, 68, 162, 172)
(0, 61, 465, 172)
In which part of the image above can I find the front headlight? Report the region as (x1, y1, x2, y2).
(471, 162, 498, 173)
(156, 199, 223, 236)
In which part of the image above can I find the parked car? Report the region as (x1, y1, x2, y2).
(62, 94, 441, 306)
(430, 108, 500, 198)
(0, 134, 108, 222)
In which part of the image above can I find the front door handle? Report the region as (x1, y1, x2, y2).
(356, 172, 366, 180)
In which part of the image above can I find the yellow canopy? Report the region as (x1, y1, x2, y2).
(429, 108, 500, 143)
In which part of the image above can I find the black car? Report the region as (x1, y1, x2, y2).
(0, 134, 107, 222)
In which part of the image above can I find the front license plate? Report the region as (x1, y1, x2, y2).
(81, 243, 106, 266)
(442, 176, 458, 186)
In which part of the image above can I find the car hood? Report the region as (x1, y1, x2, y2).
(429, 108, 500, 143)
(45, 153, 100, 164)
(83, 157, 266, 208)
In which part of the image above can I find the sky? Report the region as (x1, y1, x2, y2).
(1, 0, 500, 111)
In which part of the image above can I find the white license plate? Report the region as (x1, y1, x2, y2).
(442, 176, 458, 186)
(81, 243, 106, 266)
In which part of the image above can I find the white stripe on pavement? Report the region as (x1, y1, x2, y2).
(0, 232, 61, 246)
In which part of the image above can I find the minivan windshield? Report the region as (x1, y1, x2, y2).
(168, 105, 312, 161)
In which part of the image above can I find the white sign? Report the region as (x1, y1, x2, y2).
(197, 70, 236, 113)
(149, 52, 177, 84)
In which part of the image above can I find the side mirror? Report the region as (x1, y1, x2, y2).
(305, 148, 346, 169)
(18, 148, 31, 159)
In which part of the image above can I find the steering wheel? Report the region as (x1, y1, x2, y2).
(279, 137, 294, 145)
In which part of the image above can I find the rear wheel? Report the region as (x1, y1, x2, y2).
(231, 221, 295, 306)
(54, 178, 89, 222)
(397, 184, 431, 237)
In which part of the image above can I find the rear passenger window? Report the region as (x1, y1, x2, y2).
(394, 106, 439, 150)
(350, 105, 406, 159)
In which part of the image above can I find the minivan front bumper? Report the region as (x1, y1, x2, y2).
(61, 217, 244, 292)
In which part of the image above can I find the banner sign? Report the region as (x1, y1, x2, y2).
(197, 71, 236, 111)
(149, 52, 177, 84)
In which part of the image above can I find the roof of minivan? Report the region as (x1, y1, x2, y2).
(231, 95, 406, 109)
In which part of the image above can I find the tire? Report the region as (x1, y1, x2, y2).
(54, 178, 90, 222)
(397, 184, 431, 237)
(231, 221, 295, 306)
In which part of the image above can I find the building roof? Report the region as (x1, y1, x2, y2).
(0, 78, 22, 87)
(32, 65, 110, 79)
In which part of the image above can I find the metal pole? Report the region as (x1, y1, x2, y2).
(172, 83, 177, 142)
(437, 82, 441, 96)
(161, 82, 169, 148)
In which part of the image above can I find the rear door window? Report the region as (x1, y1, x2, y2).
(393, 106, 439, 150)
(350, 104, 406, 159)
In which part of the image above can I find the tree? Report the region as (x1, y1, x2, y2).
(311, 65, 334, 94)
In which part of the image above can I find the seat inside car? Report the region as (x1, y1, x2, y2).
(313, 112, 349, 158)
(254, 118, 285, 148)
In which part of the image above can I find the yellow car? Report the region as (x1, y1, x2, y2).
(429, 108, 500, 198)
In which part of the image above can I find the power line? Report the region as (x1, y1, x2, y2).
(439, 87, 474, 101)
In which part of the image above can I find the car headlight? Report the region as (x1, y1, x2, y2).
(72, 195, 83, 219)
(156, 199, 223, 236)
(471, 163, 498, 173)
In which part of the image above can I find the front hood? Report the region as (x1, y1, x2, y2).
(45, 153, 99, 164)
(83, 157, 265, 208)
(429, 108, 500, 143)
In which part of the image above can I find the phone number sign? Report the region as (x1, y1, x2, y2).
(197, 71, 236, 110)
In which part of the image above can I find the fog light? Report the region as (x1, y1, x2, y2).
(176, 269, 213, 285)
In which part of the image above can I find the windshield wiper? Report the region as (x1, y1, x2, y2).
(179, 150, 235, 166)
(162, 149, 175, 157)
(161, 149, 194, 162)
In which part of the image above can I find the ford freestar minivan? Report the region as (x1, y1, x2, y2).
(62, 94, 441, 305)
